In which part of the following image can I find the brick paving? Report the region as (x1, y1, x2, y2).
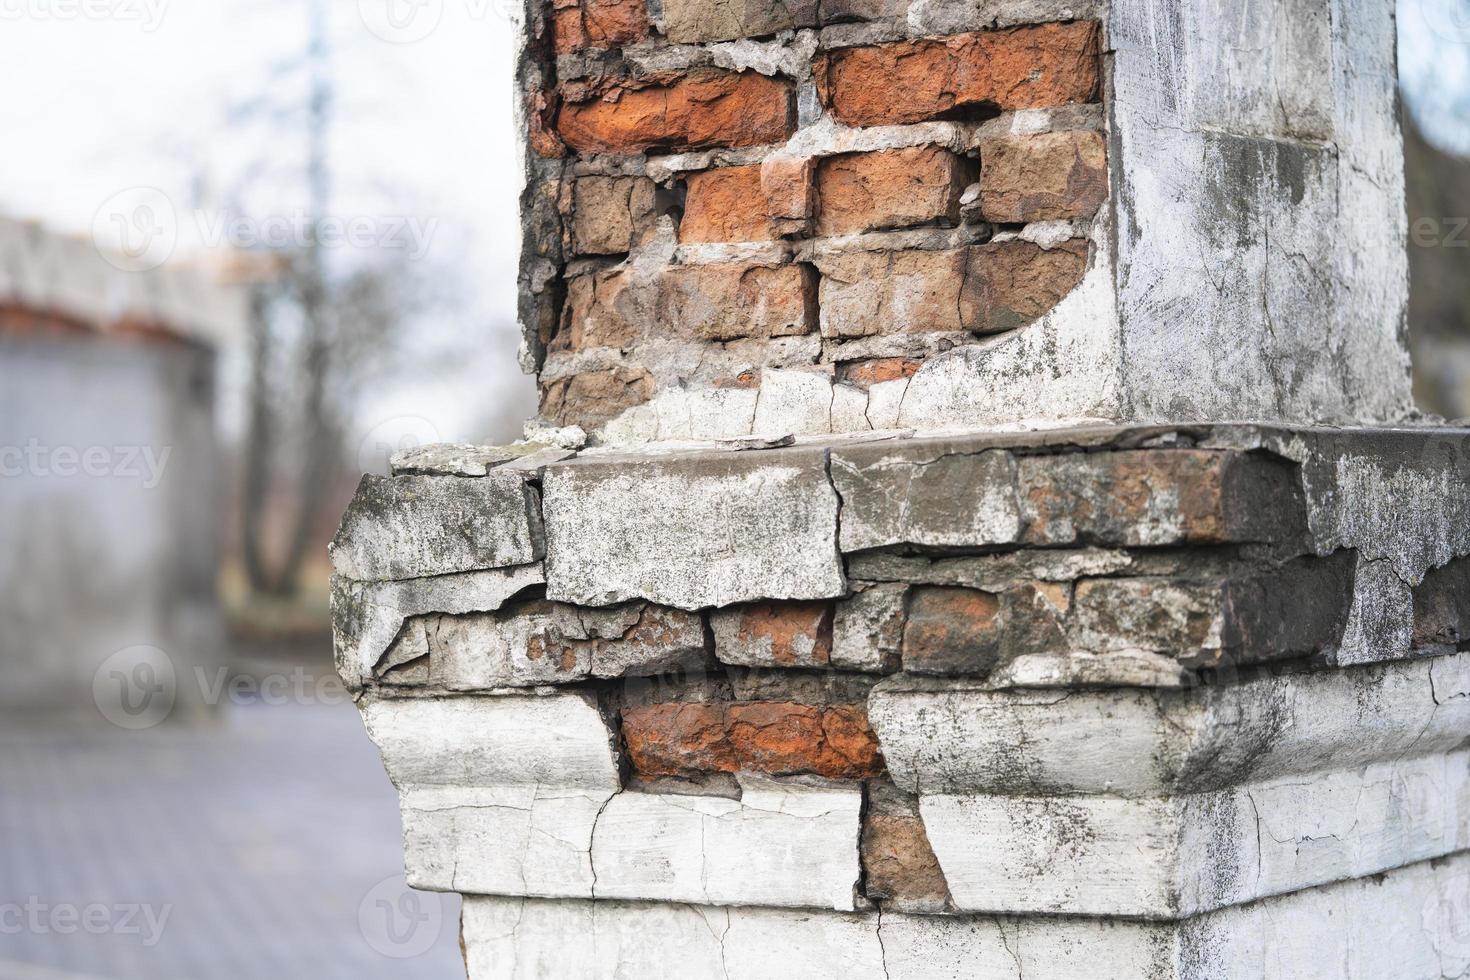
(0, 701, 464, 979)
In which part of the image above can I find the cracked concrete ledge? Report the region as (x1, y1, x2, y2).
(459, 849, 1470, 979)
(332, 424, 1470, 683)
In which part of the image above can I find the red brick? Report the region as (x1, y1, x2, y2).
(711, 602, 833, 667)
(980, 130, 1108, 223)
(622, 701, 884, 779)
(961, 239, 1090, 334)
(681, 165, 779, 243)
(819, 22, 1102, 127)
(552, 0, 649, 53)
(862, 812, 951, 911)
(558, 70, 795, 155)
(662, 0, 815, 43)
(567, 175, 658, 255)
(901, 583, 1069, 676)
(761, 156, 817, 236)
(841, 358, 921, 388)
(816, 146, 972, 235)
(540, 367, 655, 429)
(560, 263, 817, 349)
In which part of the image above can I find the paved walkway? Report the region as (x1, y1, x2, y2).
(0, 700, 464, 979)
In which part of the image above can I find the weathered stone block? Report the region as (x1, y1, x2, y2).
(557, 70, 795, 155)
(461, 854, 1470, 978)
(680, 165, 778, 243)
(622, 700, 883, 779)
(362, 693, 621, 792)
(330, 473, 544, 582)
(901, 582, 1068, 675)
(819, 22, 1102, 127)
(831, 445, 1021, 551)
(815, 147, 972, 236)
(918, 748, 1470, 917)
(333, 564, 547, 688)
(1017, 448, 1306, 547)
(567, 175, 658, 255)
(542, 447, 845, 608)
(661, 0, 816, 43)
(385, 600, 709, 690)
(831, 583, 906, 673)
(870, 653, 1470, 797)
(590, 776, 862, 910)
(711, 601, 833, 668)
(979, 130, 1108, 223)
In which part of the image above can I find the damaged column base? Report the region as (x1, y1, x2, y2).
(331, 424, 1470, 980)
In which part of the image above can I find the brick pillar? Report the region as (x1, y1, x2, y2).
(517, 0, 1409, 446)
(333, 2, 1469, 977)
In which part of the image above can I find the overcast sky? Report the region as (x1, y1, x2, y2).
(1, 0, 1467, 448)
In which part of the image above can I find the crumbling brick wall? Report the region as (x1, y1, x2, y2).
(519, 1, 1108, 439)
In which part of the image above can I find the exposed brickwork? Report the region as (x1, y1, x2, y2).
(681, 165, 779, 243)
(841, 358, 921, 388)
(559, 262, 817, 350)
(862, 780, 951, 912)
(557, 70, 795, 155)
(980, 130, 1108, 223)
(761, 157, 817, 236)
(662, 0, 815, 43)
(622, 701, 884, 779)
(818, 23, 1103, 127)
(566, 175, 658, 255)
(541, 367, 655, 428)
(712, 601, 834, 667)
(816, 240, 1088, 338)
(902, 583, 1069, 675)
(530, 5, 1109, 433)
(552, 0, 649, 54)
(815, 147, 972, 236)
